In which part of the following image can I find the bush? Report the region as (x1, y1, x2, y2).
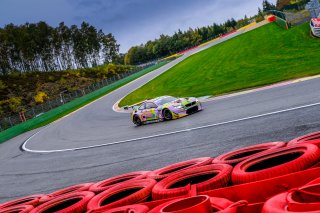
(0, 80, 6, 90)
(0, 97, 23, 115)
(34, 91, 48, 104)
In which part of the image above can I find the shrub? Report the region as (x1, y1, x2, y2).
(2, 97, 23, 113)
(0, 80, 6, 90)
(34, 91, 48, 104)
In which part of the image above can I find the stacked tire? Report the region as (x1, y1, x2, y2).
(212, 142, 286, 166)
(152, 164, 232, 200)
(262, 177, 320, 212)
(87, 179, 156, 212)
(231, 143, 320, 184)
(148, 195, 243, 213)
(0, 194, 45, 212)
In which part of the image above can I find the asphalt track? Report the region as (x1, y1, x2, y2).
(1, 22, 320, 203)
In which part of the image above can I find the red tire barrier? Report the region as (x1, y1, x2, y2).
(0, 194, 45, 209)
(0, 205, 34, 213)
(232, 144, 320, 185)
(30, 191, 94, 213)
(89, 171, 149, 194)
(96, 204, 149, 213)
(262, 182, 320, 212)
(212, 142, 286, 166)
(147, 157, 213, 180)
(262, 192, 290, 213)
(87, 179, 156, 212)
(148, 195, 244, 213)
(268, 15, 276, 22)
(39, 182, 93, 203)
(288, 131, 320, 147)
(286, 183, 320, 212)
(307, 177, 320, 185)
(152, 164, 232, 200)
(149, 195, 211, 213)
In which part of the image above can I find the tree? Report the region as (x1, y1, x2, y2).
(0, 21, 120, 74)
(263, 0, 276, 12)
(276, 0, 291, 10)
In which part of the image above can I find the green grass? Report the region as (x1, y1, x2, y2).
(0, 61, 168, 144)
(119, 23, 320, 106)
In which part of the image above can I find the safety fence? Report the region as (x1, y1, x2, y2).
(0, 61, 169, 134)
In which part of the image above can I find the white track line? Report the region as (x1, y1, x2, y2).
(22, 101, 320, 153)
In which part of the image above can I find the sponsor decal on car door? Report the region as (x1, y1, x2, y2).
(145, 102, 158, 120)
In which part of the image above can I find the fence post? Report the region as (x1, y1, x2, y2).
(31, 107, 36, 117)
(22, 112, 26, 122)
(40, 104, 45, 113)
(48, 100, 53, 109)
(19, 112, 27, 122)
(8, 117, 13, 127)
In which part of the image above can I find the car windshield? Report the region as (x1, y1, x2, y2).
(155, 97, 177, 105)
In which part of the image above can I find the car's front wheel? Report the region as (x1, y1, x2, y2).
(162, 109, 173, 121)
(133, 115, 142, 126)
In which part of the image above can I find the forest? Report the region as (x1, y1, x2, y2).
(0, 21, 120, 75)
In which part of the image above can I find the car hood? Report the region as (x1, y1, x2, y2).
(162, 97, 196, 107)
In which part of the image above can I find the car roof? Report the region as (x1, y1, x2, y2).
(138, 96, 175, 106)
(150, 96, 174, 102)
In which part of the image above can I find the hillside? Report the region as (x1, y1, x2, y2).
(119, 22, 320, 106)
(0, 64, 132, 117)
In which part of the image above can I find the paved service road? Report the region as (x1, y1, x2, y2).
(0, 22, 320, 202)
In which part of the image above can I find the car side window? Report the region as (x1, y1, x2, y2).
(146, 102, 157, 109)
(138, 103, 146, 110)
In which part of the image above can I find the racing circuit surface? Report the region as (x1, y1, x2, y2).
(0, 22, 320, 202)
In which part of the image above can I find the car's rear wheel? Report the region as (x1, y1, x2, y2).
(163, 109, 173, 121)
(133, 115, 142, 126)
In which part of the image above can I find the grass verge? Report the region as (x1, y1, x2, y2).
(0, 61, 168, 144)
(119, 23, 320, 106)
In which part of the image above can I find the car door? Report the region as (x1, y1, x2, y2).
(144, 102, 159, 120)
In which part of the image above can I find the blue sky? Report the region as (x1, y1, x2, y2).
(0, 0, 276, 53)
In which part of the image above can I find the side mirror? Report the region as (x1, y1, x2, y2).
(124, 105, 129, 110)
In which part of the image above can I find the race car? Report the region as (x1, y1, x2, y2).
(310, 18, 320, 37)
(131, 96, 203, 126)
